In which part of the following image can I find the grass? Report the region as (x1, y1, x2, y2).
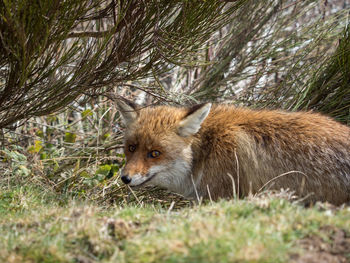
(1, 103, 350, 263)
(1, 104, 350, 262)
(1, 181, 349, 263)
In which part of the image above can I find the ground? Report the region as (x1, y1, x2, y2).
(0, 184, 349, 263)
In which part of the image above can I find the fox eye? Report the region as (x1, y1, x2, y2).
(128, 145, 136, 152)
(148, 150, 161, 158)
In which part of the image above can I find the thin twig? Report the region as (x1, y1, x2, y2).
(127, 186, 142, 206)
(227, 173, 236, 199)
(234, 150, 240, 198)
(257, 170, 309, 193)
(191, 173, 200, 204)
(206, 184, 213, 205)
(167, 201, 176, 214)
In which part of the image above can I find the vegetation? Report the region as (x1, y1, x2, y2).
(295, 25, 350, 124)
(0, 0, 241, 129)
(1, 181, 350, 263)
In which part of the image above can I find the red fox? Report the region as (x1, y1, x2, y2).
(116, 99, 350, 205)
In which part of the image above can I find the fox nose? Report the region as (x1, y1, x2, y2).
(121, 175, 132, 184)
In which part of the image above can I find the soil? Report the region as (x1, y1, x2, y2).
(291, 225, 350, 263)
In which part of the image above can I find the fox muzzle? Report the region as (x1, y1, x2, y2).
(121, 174, 132, 184)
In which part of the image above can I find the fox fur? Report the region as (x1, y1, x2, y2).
(116, 100, 350, 205)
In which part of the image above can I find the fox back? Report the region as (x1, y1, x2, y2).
(116, 100, 350, 205)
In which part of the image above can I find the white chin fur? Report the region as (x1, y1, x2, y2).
(129, 173, 152, 187)
(146, 158, 193, 196)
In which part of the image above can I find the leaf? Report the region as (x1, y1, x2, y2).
(82, 109, 93, 119)
(64, 132, 77, 143)
(95, 164, 111, 176)
(27, 140, 43, 154)
(36, 130, 44, 138)
(79, 171, 91, 179)
(16, 165, 30, 177)
(73, 159, 80, 173)
(53, 160, 59, 172)
(103, 133, 110, 140)
(95, 164, 116, 181)
(4, 150, 27, 162)
(27, 146, 35, 154)
(46, 114, 57, 123)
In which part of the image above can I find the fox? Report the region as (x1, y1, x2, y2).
(116, 99, 350, 205)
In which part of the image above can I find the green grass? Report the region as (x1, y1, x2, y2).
(1, 183, 349, 263)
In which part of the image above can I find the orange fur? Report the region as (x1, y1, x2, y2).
(117, 102, 350, 205)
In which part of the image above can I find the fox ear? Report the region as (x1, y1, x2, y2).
(116, 98, 138, 126)
(178, 103, 212, 137)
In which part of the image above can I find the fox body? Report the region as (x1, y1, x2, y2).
(116, 100, 350, 205)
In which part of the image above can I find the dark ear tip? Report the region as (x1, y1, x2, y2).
(185, 103, 211, 118)
(104, 92, 136, 107)
(118, 97, 138, 110)
(111, 95, 138, 112)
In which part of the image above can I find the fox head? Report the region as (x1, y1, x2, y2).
(116, 99, 211, 195)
